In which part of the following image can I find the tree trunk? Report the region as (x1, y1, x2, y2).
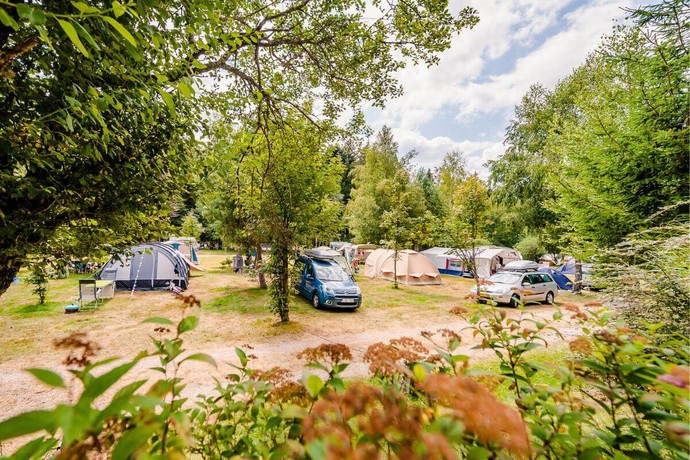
(255, 245, 267, 289)
(573, 260, 583, 294)
(0, 256, 22, 298)
(278, 243, 290, 322)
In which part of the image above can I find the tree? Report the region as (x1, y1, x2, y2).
(415, 168, 446, 219)
(0, 1, 200, 296)
(1, 0, 480, 298)
(259, 123, 343, 322)
(436, 149, 468, 208)
(448, 175, 492, 292)
(180, 211, 204, 240)
(379, 170, 420, 288)
(202, 114, 343, 322)
(346, 126, 403, 243)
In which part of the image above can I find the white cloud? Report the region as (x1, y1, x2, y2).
(363, 0, 635, 177)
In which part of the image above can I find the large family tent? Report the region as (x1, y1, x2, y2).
(364, 249, 442, 285)
(95, 243, 189, 290)
(420, 247, 469, 276)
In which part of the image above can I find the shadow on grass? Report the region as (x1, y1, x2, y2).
(11, 301, 63, 317)
(204, 287, 267, 313)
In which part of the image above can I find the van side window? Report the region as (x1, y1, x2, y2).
(306, 264, 314, 277)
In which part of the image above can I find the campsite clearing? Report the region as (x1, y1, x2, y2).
(0, 250, 601, 426)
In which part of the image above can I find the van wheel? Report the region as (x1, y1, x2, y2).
(545, 291, 554, 305)
(509, 294, 520, 308)
(312, 293, 321, 309)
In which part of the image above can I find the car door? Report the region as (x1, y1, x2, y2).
(530, 274, 549, 300)
(304, 263, 315, 296)
(520, 274, 542, 302)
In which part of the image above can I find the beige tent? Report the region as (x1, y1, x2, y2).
(364, 249, 442, 285)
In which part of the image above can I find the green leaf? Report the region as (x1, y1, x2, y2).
(58, 19, 90, 57)
(304, 374, 324, 398)
(412, 363, 426, 381)
(16, 4, 46, 25)
(157, 88, 177, 117)
(181, 353, 217, 368)
(65, 113, 74, 132)
(80, 360, 138, 404)
(112, 1, 126, 18)
(177, 315, 198, 334)
(72, 21, 100, 51)
(111, 424, 157, 460)
(306, 439, 327, 460)
(8, 436, 58, 460)
(142, 316, 174, 325)
(0, 411, 56, 441)
(178, 82, 194, 98)
(0, 8, 19, 30)
(191, 59, 206, 69)
(103, 16, 137, 46)
(26, 368, 66, 389)
(235, 347, 248, 367)
(72, 1, 101, 14)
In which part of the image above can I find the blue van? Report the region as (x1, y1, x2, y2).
(296, 256, 362, 309)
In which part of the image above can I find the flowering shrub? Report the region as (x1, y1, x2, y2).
(0, 297, 687, 459)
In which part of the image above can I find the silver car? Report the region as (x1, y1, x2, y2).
(470, 271, 559, 308)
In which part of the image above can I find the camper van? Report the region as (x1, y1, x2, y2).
(295, 254, 362, 310)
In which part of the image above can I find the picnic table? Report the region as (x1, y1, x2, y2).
(78, 279, 115, 309)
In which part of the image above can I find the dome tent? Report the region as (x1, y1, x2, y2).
(364, 249, 441, 286)
(95, 243, 189, 291)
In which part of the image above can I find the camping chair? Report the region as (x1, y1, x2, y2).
(78, 279, 115, 310)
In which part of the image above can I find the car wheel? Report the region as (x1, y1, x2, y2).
(509, 294, 520, 308)
(545, 291, 554, 305)
(312, 293, 321, 309)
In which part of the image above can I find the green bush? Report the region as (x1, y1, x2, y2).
(0, 297, 688, 459)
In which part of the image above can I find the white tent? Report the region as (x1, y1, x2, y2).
(474, 246, 521, 279)
(364, 249, 442, 285)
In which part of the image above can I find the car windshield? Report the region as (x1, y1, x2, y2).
(314, 265, 350, 281)
(488, 272, 522, 285)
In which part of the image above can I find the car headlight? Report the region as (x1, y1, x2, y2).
(354, 286, 361, 295)
(324, 286, 335, 295)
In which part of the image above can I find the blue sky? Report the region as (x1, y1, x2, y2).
(362, 0, 637, 177)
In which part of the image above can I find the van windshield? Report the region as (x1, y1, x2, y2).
(315, 265, 350, 282)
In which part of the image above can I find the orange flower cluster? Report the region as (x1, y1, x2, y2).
(563, 303, 589, 321)
(297, 343, 352, 367)
(418, 374, 530, 456)
(251, 366, 310, 405)
(180, 294, 201, 309)
(363, 338, 429, 377)
(53, 332, 101, 368)
(583, 301, 602, 307)
(569, 337, 594, 355)
(303, 382, 456, 459)
(450, 306, 469, 315)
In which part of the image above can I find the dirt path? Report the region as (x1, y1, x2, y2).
(0, 304, 582, 423)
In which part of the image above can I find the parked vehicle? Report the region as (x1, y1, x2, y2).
(470, 266, 559, 308)
(295, 255, 362, 310)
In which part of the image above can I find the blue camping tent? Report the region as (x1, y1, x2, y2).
(539, 267, 573, 290)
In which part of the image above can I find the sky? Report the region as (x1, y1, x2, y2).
(362, 0, 638, 177)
